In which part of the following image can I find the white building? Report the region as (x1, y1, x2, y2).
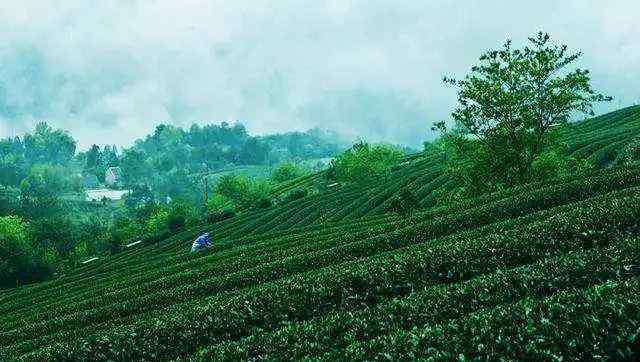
(105, 167, 123, 187)
(85, 189, 130, 202)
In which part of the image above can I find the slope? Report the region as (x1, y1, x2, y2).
(1, 105, 640, 361)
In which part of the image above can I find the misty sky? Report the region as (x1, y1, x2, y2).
(0, 1, 639, 149)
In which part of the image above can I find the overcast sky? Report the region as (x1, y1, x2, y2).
(0, 0, 638, 149)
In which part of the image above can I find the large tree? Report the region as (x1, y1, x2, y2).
(438, 32, 611, 192)
(23, 122, 77, 166)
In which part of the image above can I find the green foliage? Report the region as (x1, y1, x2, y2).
(167, 213, 186, 234)
(29, 216, 78, 258)
(0, 147, 26, 186)
(167, 201, 195, 232)
(143, 201, 195, 235)
(0, 186, 20, 216)
(344, 279, 640, 361)
(281, 187, 309, 203)
(0, 123, 76, 190)
(271, 162, 306, 183)
(101, 216, 142, 254)
(254, 196, 273, 209)
(145, 208, 170, 235)
(18, 165, 70, 219)
(616, 136, 640, 166)
(80, 144, 119, 182)
(120, 149, 147, 185)
(238, 138, 270, 165)
(0, 216, 31, 287)
(0, 216, 53, 287)
(385, 187, 419, 214)
(198, 241, 639, 360)
(531, 148, 590, 182)
(0, 120, 344, 286)
(124, 184, 154, 211)
(214, 174, 274, 210)
(207, 209, 236, 224)
(22, 122, 77, 166)
(205, 194, 235, 214)
(117, 123, 342, 201)
(328, 141, 404, 183)
(260, 128, 347, 163)
(438, 32, 611, 195)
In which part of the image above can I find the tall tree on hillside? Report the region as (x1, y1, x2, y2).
(19, 165, 66, 219)
(23, 122, 76, 165)
(120, 149, 147, 184)
(85, 145, 101, 170)
(437, 32, 611, 193)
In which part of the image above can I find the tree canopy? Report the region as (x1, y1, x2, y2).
(328, 141, 404, 183)
(435, 32, 610, 194)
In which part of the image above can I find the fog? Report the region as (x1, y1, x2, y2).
(0, 0, 638, 149)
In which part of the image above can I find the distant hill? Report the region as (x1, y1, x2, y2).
(2, 106, 640, 361)
(78, 122, 349, 202)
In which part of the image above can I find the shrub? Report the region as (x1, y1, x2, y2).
(27, 188, 640, 361)
(328, 141, 404, 183)
(255, 196, 273, 209)
(0, 186, 20, 215)
(96, 238, 122, 255)
(215, 175, 274, 210)
(531, 149, 590, 182)
(0, 216, 32, 287)
(385, 187, 419, 214)
(146, 208, 169, 234)
(142, 230, 173, 245)
(167, 213, 186, 234)
(271, 162, 306, 183)
(282, 188, 308, 203)
(617, 137, 640, 165)
(207, 209, 236, 224)
(206, 194, 235, 214)
(0, 216, 54, 287)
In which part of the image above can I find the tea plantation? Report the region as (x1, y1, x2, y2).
(1, 106, 640, 361)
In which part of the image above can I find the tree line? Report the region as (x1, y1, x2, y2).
(0, 121, 345, 287)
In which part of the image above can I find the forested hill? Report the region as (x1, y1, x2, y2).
(85, 123, 348, 196)
(1, 105, 640, 360)
(0, 121, 350, 287)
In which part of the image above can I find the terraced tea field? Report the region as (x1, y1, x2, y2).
(1, 106, 640, 361)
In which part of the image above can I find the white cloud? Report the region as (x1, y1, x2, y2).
(0, 0, 639, 148)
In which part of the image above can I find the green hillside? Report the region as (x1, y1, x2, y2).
(2, 106, 640, 361)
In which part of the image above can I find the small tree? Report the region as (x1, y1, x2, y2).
(438, 32, 611, 194)
(271, 162, 306, 183)
(214, 175, 273, 210)
(146, 207, 170, 235)
(0, 216, 33, 287)
(329, 141, 404, 183)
